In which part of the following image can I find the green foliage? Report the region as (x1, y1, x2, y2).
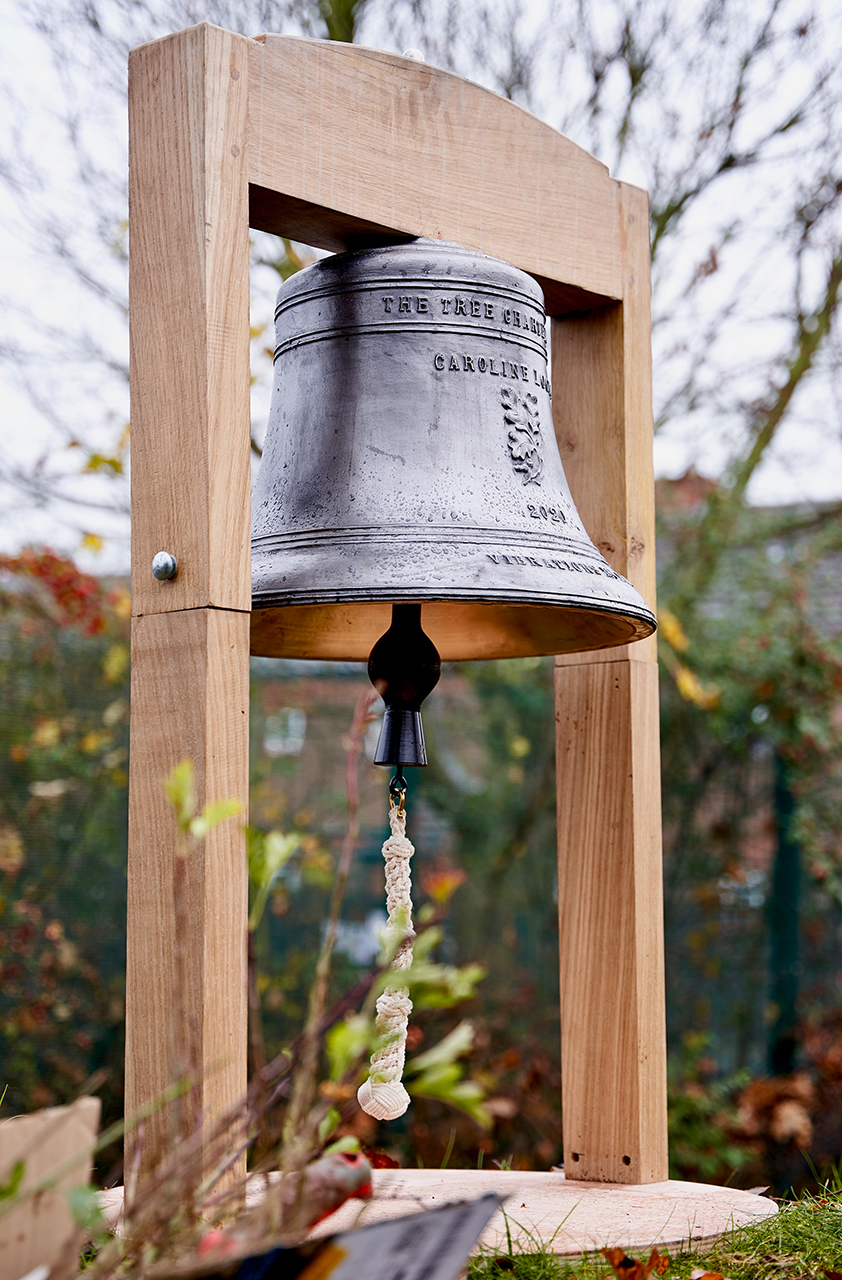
(0, 552, 129, 1150)
(163, 759, 242, 841)
(247, 828, 302, 932)
(317, 1106, 341, 1144)
(667, 1033, 754, 1183)
(405, 1019, 492, 1130)
(68, 1183, 109, 1241)
(163, 760, 196, 832)
(0, 1160, 24, 1201)
(658, 496, 842, 1079)
(408, 1020, 475, 1071)
(325, 1014, 370, 1082)
(314, 954, 489, 1147)
(408, 654, 562, 1166)
(189, 799, 243, 840)
(322, 1134, 360, 1156)
(398, 929, 486, 1011)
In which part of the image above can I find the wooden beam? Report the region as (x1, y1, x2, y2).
(129, 22, 252, 619)
(247, 35, 622, 312)
(126, 610, 249, 1175)
(127, 23, 251, 1177)
(552, 183, 667, 1183)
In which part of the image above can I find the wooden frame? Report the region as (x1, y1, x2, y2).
(127, 23, 667, 1184)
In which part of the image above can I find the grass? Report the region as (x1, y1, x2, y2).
(468, 1180, 842, 1279)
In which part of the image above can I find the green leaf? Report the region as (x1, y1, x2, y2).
(247, 829, 302, 931)
(409, 1061, 461, 1090)
(408, 1068, 491, 1129)
(411, 927, 443, 961)
(189, 797, 242, 839)
(376, 904, 413, 965)
(394, 960, 485, 1009)
(68, 1184, 108, 1235)
(0, 1159, 24, 1201)
(323, 1135, 360, 1156)
(403, 1019, 489, 1128)
(317, 1107, 340, 1144)
(325, 1014, 372, 1082)
(83, 453, 123, 476)
(163, 759, 196, 831)
(405, 1021, 474, 1074)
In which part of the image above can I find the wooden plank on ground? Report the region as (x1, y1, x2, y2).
(0, 1097, 100, 1278)
(309, 1169, 776, 1256)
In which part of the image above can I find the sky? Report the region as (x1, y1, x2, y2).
(1, 0, 841, 575)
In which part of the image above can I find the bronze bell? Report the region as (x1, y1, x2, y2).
(251, 239, 655, 764)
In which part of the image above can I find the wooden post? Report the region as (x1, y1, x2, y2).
(552, 183, 667, 1183)
(126, 24, 251, 1176)
(126, 28, 667, 1189)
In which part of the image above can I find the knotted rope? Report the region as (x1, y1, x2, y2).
(357, 802, 415, 1120)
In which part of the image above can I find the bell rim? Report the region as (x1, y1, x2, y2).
(249, 597, 656, 663)
(251, 586, 654, 624)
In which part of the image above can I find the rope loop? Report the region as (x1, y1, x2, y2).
(357, 802, 415, 1121)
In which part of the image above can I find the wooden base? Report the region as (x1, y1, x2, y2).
(99, 1170, 776, 1260)
(309, 1170, 776, 1257)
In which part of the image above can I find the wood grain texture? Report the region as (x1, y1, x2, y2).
(0, 1097, 100, 1278)
(129, 24, 251, 617)
(555, 659, 667, 1184)
(552, 182, 656, 662)
(99, 1170, 776, 1258)
(125, 608, 249, 1175)
(552, 184, 666, 1183)
(555, 650, 665, 1177)
(308, 1170, 776, 1256)
(247, 36, 623, 311)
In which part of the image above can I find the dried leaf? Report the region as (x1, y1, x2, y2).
(602, 1246, 669, 1278)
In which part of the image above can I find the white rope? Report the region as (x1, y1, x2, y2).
(357, 803, 415, 1121)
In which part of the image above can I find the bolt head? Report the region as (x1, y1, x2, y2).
(152, 551, 178, 581)
(402, 48, 425, 61)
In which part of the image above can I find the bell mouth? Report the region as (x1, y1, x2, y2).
(249, 599, 654, 663)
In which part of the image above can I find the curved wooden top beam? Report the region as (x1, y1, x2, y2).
(247, 35, 625, 313)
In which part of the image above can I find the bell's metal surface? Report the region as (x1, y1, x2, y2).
(251, 239, 656, 662)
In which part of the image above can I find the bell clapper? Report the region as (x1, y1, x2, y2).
(368, 603, 441, 767)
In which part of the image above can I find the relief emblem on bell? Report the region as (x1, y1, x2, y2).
(502, 387, 544, 486)
(251, 238, 656, 662)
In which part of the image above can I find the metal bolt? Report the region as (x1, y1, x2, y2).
(402, 48, 425, 61)
(152, 551, 178, 581)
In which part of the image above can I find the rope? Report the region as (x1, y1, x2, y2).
(357, 803, 415, 1120)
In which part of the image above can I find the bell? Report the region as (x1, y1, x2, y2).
(251, 239, 655, 762)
